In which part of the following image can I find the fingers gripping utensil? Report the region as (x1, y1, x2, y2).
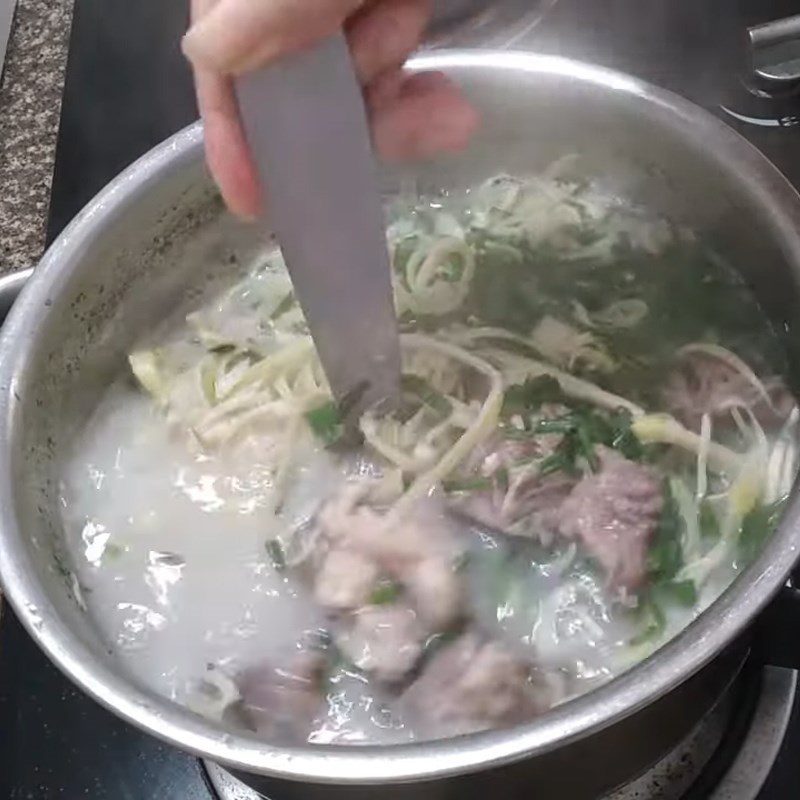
(234, 32, 401, 414)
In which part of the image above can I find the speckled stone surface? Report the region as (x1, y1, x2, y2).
(0, 0, 74, 274)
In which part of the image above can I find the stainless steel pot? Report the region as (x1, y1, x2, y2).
(427, 0, 560, 48)
(2, 51, 800, 799)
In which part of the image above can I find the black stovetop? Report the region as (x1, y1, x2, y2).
(3, 0, 800, 797)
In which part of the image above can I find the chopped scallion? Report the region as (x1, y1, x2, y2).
(304, 401, 345, 447)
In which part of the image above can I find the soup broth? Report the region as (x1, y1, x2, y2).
(60, 164, 798, 745)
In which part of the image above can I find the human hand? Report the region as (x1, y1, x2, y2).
(183, 0, 478, 219)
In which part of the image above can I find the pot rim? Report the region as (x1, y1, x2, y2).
(2, 50, 800, 784)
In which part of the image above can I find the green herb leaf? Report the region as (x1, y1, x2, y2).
(519, 406, 647, 478)
(576, 422, 600, 471)
(629, 593, 666, 646)
(533, 417, 577, 434)
(608, 410, 646, 461)
(393, 236, 420, 287)
(646, 480, 683, 583)
(738, 496, 788, 567)
(538, 451, 575, 477)
(369, 578, 403, 606)
(304, 401, 345, 447)
(438, 253, 466, 283)
(658, 579, 697, 607)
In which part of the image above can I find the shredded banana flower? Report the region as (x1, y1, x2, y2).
(392, 235, 476, 317)
(388, 334, 504, 516)
(530, 315, 616, 373)
(631, 414, 740, 472)
(679, 342, 776, 411)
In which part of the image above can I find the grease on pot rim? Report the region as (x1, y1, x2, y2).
(58, 158, 798, 746)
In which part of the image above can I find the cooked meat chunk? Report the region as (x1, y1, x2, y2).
(456, 404, 576, 539)
(335, 604, 424, 684)
(405, 556, 463, 631)
(314, 548, 380, 612)
(557, 448, 662, 589)
(455, 474, 576, 540)
(317, 485, 387, 557)
(509, 475, 577, 533)
(316, 488, 464, 633)
(318, 488, 451, 570)
(237, 650, 326, 743)
(662, 352, 794, 430)
(402, 634, 545, 737)
(470, 404, 568, 477)
(476, 435, 559, 477)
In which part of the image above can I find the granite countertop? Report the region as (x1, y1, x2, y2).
(0, 0, 74, 275)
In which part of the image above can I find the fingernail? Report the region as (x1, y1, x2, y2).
(182, 2, 248, 73)
(182, 19, 221, 68)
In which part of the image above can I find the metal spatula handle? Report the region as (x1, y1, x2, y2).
(234, 33, 401, 413)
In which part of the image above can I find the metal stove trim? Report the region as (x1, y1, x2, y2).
(710, 667, 797, 800)
(203, 667, 797, 800)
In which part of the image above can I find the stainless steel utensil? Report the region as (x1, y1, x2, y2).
(235, 33, 401, 413)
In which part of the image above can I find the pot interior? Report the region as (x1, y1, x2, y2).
(4, 52, 800, 776)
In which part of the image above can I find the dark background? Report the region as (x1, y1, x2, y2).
(2, 0, 800, 797)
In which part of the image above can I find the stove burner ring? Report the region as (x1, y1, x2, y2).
(203, 666, 795, 800)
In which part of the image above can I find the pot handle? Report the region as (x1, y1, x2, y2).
(746, 15, 800, 96)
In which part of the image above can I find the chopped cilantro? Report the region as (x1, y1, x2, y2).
(608, 410, 646, 461)
(369, 579, 403, 606)
(304, 401, 345, 447)
(512, 406, 646, 477)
